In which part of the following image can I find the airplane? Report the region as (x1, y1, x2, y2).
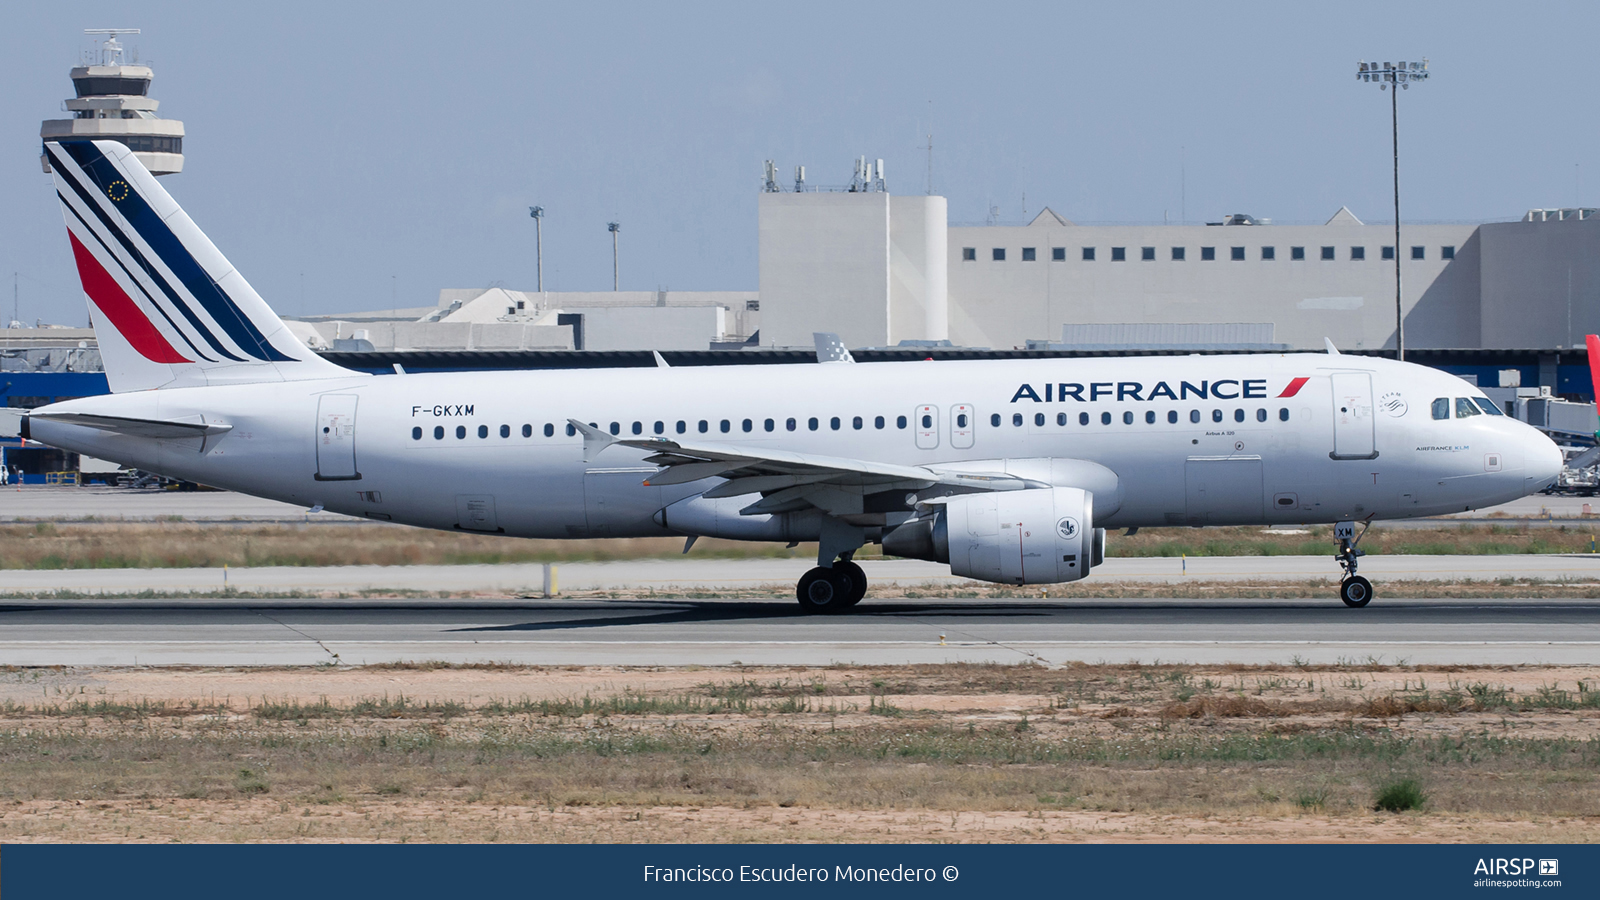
(22, 140, 1566, 612)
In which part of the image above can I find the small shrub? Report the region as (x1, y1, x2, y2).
(235, 769, 269, 795)
(1295, 787, 1329, 810)
(1373, 778, 1425, 812)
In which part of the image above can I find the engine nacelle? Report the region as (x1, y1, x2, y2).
(883, 487, 1098, 585)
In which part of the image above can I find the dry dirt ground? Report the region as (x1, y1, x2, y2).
(0, 662, 1595, 843)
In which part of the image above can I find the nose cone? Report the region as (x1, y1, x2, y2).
(1525, 431, 1564, 494)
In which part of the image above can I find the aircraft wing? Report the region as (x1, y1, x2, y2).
(569, 419, 1036, 518)
(27, 411, 232, 440)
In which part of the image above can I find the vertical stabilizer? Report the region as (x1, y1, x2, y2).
(45, 140, 355, 392)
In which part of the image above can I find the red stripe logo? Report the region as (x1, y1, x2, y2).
(68, 231, 190, 364)
(1278, 376, 1310, 398)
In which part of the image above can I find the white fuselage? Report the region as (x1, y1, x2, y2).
(27, 353, 1562, 541)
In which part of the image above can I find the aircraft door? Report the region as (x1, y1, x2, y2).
(950, 404, 975, 449)
(315, 394, 360, 481)
(1185, 456, 1264, 524)
(1330, 373, 1378, 459)
(914, 405, 939, 450)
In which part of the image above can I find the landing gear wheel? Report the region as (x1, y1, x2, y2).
(1340, 576, 1373, 608)
(797, 566, 852, 614)
(834, 560, 868, 607)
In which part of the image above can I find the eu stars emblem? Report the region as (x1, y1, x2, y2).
(107, 180, 130, 202)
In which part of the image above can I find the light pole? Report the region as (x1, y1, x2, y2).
(1357, 58, 1429, 361)
(607, 222, 620, 291)
(528, 206, 544, 292)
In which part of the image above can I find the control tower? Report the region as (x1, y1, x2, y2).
(40, 29, 184, 176)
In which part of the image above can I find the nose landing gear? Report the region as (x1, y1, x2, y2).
(1335, 519, 1374, 608)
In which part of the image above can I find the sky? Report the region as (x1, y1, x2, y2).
(2, 1, 1598, 325)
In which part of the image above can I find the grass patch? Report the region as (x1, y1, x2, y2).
(1, 521, 1598, 571)
(1373, 778, 1427, 812)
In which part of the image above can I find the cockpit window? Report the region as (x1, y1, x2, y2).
(1431, 398, 1450, 420)
(1473, 397, 1505, 416)
(1455, 397, 1482, 418)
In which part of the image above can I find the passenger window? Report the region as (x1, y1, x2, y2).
(991, 413, 1002, 427)
(435, 426, 446, 439)
(479, 425, 490, 438)
(786, 417, 797, 431)
(808, 417, 819, 431)
(1013, 413, 1024, 426)
(1190, 410, 1200, 423)
(764, 418, 775, 432)
(1277, 408, 1288, 422)
(608, 423, 620, 435)
(852, 416, 863, 430)
(1079, 412, 1090, 426)
(1473, 397, 1505, 416)
(875, 415, 885, 429)
(1035, 413, 1045, 426)
(1431, 398, 1449, 420)
(676, 421, 687, 434)
(897, 416, 908, 429)
(565, 424, 577, 437)
(654, 421, 665, 434)
(1212, 409, 1223, 423)
(830, 417, 841, 430)
(501, 424, 511, 438)
(523, 424, 534, 437)
(1101, 412, 1112, 425)
(1145, 411, 1155, 424)
(721, 419, 732, 433)
(1057, 412, 1066, 426)
(544, 424, 554, 437)
(1122, 411, 1133, 425)
(632, 422, 643, 435)
(1167, 410, 1177, 424)
(741, 419, 753, 432)
(456, 426, 467, 439)
(698, 420, 709, 433)
(1256, 408, 1267, 422)
(1233, 409, 1244, 423)
(1455, 397, 1481, 418)
(412, 427, 422, 440)
(923, 415, 934, 428)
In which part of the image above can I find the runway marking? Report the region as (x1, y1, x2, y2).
(4, 640, 1599, 647)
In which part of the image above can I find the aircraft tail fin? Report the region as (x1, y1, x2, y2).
(44, 140, 354, 392)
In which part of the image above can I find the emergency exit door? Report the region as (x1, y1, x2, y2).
(315, 394, 361, 480)
(1330, 373, 1378, 460)
(914, 405, 939, 450)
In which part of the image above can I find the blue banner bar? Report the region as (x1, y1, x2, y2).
(4, 843, 1594, 899)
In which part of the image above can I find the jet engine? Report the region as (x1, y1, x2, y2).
(882, 487, 1100, 585)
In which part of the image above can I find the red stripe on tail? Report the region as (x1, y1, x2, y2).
(1586, 335, 1600, 418)
(1278, 376, 1310, 398)
(67, 231, 189, 364)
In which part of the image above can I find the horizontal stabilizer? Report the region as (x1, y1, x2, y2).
(27, 411, 231, 440)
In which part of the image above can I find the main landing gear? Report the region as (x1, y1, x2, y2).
(1335, 519, 1374, 608)
(796, 557, 868, 614)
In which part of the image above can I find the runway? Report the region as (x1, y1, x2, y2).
(0, 553, 1596, 596)
(2, 596, 1597, 667)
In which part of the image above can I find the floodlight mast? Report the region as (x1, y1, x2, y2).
(1357, 58, 1429, 361)
(608, 222, 621, 291)
(528, 206, 544, 292)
